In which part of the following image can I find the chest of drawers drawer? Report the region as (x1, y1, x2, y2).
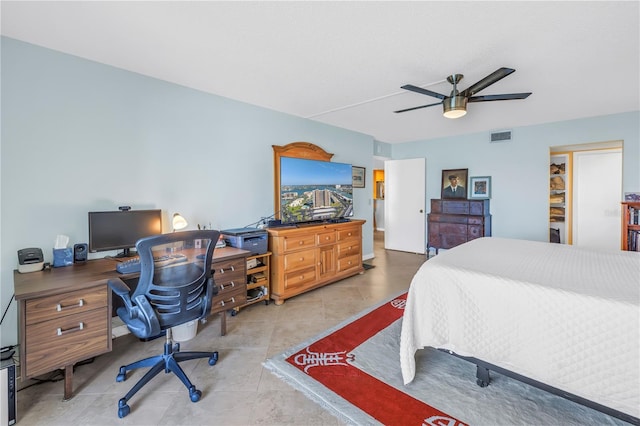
(337, 227, 360, 241)
(337, 241, 360, 259)
(283, 234, 316, 252)
(316, 231, 336, 245)
(283, 248, 316, 271)
(337, 254, 361, 273)
(211, 284, 246, 313)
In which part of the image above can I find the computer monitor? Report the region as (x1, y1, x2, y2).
(88, 209, 163, 257)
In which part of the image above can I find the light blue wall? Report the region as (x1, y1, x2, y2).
(0, 37, 375, 346)
(392, 111, 640, 241)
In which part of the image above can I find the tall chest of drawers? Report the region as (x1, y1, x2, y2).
(267, 220, 365, 305)
(428, 199, 491, 252)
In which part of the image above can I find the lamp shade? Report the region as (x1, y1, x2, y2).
(443, 96, 467, 119)
(172, 213, 188, 231)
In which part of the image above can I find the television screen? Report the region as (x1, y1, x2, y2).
(280, 157, 353, 224)
(88, 209, 162, 257)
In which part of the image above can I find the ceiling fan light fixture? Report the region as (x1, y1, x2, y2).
(443, 96, 467, 119)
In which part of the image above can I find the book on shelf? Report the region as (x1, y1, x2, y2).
(628, 230, 640, 251)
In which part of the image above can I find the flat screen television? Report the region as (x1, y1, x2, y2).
(88, 209, 163, 257)
(279, 157, 353, 225)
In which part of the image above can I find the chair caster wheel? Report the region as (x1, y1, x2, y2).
(476, 379, 489, 387)
(189, 387, 202, 402)
(209, 352, 218, 366)
(230, 309, 237, 317)
(117, 399, 130, 418)
(116, 367, 127, 382)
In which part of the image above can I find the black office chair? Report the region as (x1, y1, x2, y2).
(108, 230, 221, 418)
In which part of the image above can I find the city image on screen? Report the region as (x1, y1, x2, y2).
(280, 157, 353, 224)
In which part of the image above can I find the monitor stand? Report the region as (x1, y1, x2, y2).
(114, 248, 137, 258)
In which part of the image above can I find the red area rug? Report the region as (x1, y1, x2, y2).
(264, 293, 628, 426)
(264, 293, 467, 425)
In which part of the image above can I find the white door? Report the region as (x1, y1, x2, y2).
(572, 149, 622, 250)
(384, 158, 426, 253)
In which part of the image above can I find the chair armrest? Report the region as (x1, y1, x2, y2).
(108, 278, 134, 310)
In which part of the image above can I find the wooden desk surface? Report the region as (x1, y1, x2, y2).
(14, 246, 250, 301)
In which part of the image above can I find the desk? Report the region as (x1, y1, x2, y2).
(13, 246, 249, 400)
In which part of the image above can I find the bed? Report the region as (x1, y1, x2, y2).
(399, 237, 640, 423)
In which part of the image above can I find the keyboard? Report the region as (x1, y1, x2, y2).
(116, 253, 188, 274)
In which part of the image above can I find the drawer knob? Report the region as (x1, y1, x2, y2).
(325, 236, 330, 240)
(348, 232, 352, 236)
(299, 257, 304, 261)
(56, 299, 84, 312)
(57, 322, 84, 336)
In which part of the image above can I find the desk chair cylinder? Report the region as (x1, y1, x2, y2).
(108, 230, 221, 418)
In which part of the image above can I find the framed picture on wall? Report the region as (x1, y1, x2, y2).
(352, 166, 366, 188)
(441, 168, 468, 199)
(469, 176, 492, 199)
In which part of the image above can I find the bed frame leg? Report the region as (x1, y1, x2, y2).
(476, 365, 490, 387)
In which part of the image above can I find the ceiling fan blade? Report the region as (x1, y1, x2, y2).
(401, 84, 447, 100)
(468, 93, 532, 102)
(394, 101, 443, 114)
(460, 67, 515, 97)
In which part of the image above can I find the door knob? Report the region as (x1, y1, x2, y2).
(419, 209, 424, 213)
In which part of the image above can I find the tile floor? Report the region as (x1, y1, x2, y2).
(15, 232, 426, 425)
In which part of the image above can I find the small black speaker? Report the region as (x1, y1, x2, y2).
(74, 243, 88, 263)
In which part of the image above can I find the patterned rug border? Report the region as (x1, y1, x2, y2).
(263, 292, 465, 425)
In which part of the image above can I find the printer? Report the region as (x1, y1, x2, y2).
(221, 228, 268, 255)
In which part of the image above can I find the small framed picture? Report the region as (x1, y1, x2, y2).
(352, 166, 366, 188)
(469, 176, 491, 199)
(441, 168, 468, 199)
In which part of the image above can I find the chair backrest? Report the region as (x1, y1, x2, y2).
(132, 230, 221, 331)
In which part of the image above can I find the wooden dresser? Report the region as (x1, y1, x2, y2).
(428, 199, 491, 252)
(267, 220, 365, 304)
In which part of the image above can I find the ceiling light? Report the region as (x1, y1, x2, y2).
(443, 96, 467, 119)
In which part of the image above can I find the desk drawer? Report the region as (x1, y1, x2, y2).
(25, 287, 108, 325)
(213, 258, 245, 288)
(25, 306, 110, 377)
(283, 248, 316, 271)
(211, 285, 246, 313)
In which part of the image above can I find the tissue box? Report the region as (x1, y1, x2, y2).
(53, 248, 73, 268)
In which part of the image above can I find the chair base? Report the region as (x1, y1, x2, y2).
(115, 332, 218, 418)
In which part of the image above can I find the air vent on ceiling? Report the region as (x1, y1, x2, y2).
(490, 130, 512, 143)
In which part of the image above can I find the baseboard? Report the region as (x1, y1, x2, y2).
(363, 252, 374, 261)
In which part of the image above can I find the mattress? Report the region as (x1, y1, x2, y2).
(399, 237, 640, 418)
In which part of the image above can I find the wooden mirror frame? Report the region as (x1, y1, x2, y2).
(273, 142, 334, 220)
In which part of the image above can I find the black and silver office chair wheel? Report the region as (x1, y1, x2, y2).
(118, 398, 131, 418)
(208, 351, 218, 366)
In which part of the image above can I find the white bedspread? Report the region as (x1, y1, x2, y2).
(400, 237, 640, 418)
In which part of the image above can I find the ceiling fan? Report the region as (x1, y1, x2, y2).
(395, 67, 532, 119)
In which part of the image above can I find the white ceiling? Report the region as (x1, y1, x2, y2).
(2, 1, 638, 143)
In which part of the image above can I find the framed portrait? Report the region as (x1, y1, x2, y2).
(352, 166, 366, 188)
(469, 176, 492, 199)
(441, 168, 468, 199)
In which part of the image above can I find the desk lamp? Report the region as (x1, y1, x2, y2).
(172, 213, 188, 232)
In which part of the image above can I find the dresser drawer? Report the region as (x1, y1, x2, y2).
(211, 285, 246, 313)
(25, 286, 108, 325)
(337, 241, 360, 259)
(283, 234, 316, 252)
(284, 266, 317, 290)
(337, 227, 360, 241)
(283, 248, 316, 271)
(337, 254, 360, 272)
(316, 231, 336, 246)
(25, 306, 110, 377)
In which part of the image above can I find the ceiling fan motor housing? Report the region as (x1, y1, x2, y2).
(443, 96, 467, 118)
